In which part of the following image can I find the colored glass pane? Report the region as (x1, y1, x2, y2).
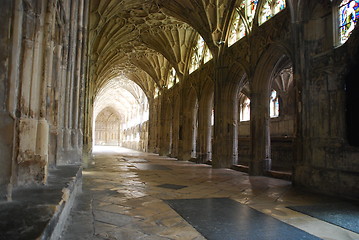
(241, 0, 258, 24)
(339, 0, 359, 44)
(248, 0, 259, 22)
(259, 0, 286, 25)
(228, 10, 246, 46)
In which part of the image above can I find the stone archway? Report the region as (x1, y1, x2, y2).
(250, 44, 294, 175)
(269, 56, 295, 172)
(94, 107, 121, 146)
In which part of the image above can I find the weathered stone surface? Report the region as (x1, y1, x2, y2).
(0, 165, 81, 240)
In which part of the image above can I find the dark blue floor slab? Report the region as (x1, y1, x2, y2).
(165, 198, 322, 240)
(157, 184, 187, 190)
(288, 203, 359, 234)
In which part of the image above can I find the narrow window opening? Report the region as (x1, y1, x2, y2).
(270, 89, 280, 118)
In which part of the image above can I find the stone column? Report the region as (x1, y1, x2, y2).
(63, 0, 78, 153)
(1, 0, 17, 199)
(212, 62, 238, 168)
(16, 0, 50, 185)
(155, 99, 162, 153)
(159, 98, 172, 156)
(249, 91, 271, 175)
(78, 0, 90, 151)
(170, 97, 180, 158)
(71, 0, 84, 152)
(197, 93, 213, 163)
(42, 0, 56, 167)
(178, 88, 197, 161)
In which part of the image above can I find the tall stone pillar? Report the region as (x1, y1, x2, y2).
(170, 97, 180, 158)
(249, 91, 271, 175)
(212, 59, 238, 168)
(147, 99, 160, 153)
(197, 93, 213, 163)
(159, 99, 172, 156)
(178, 88, 197, 161)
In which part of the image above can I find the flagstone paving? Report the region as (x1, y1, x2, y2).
(60, 146, 359, 240)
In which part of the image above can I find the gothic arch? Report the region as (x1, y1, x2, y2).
(94, 107, 121, 146)
(250, 44, 294, 175)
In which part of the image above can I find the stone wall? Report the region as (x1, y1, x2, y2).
(0, 0, 89, 199)
(0, 0, 14, 199)
(121, 121, 149, 152)
(293, 1, 359, 199)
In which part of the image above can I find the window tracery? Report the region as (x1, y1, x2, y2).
(228, 1, 258, 47)
(259, 0, 286, 25)
(228, 10, 246, 46)
(189, 35, 213, 73)
(338, 0, 359, 44)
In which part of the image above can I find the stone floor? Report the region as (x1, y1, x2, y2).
(0, 165, 81, 240)
(60, 146, 359, 240)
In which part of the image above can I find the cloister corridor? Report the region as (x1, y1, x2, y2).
(1, 0, 359, 239)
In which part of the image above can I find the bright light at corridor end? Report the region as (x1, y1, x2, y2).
(92, 77, 149, 147)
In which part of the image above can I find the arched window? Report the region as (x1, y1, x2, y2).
(259, 0, 286, 25)
(167, 67, 178, 89)
(228, 1, 258, 47)
(270, 89, 280, 118)
(338, 0, 359, 44)
(189, 35, 213, 74)
(228, 10, 246, 46)
(239, 94, 251, 121)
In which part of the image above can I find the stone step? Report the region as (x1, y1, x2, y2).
(0, 165, 82, 240)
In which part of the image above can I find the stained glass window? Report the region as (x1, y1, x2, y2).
(240, 0, 258, 24)
(167, 67, 177, 89)
(228, 10, 246, 46)
(228, 1, 258, 47)
(189, 35, 213, 73)
(339, 0, 359, 44)
(270, 90, 279, 118)
(259, 0, 286, 25)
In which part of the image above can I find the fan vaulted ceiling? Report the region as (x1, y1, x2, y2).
(89, 0, 237, 97)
